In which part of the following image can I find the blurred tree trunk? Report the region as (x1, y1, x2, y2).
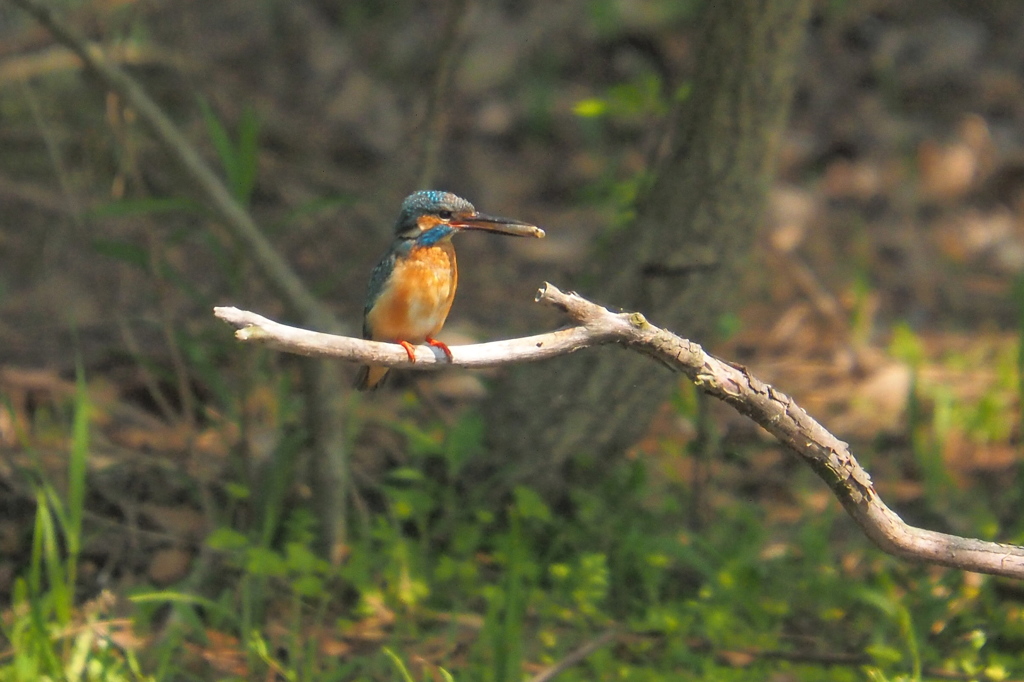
(481, 0, 812, 492)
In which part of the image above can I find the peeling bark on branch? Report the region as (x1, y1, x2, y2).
(216, 283, 1024, 580)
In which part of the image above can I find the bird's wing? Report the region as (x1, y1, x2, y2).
(363, 249, 398, 339)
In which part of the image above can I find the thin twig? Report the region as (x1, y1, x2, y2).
(146, 231, 198, 431)
(19, 77, 85, 231)
(115, 315, 179, 423)
(215, 282, 1024, 580)
(527, 628, 621, 682)
(0, 171, 76, 214)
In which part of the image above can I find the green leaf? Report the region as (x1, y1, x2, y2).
(199, 98, 234, 180)
(292, 574, 324, 598)
(199, 98, 260, 204)
(129, 590, 237, 623)
(716, 312, 742, 341)
(444, 411, 485, 474)
(387, 467, 425, 483)
(233, 107, 260, 203)
(386, 421, 444, 457)
(91, 238, 149, 270)
(889, 322, 926, 368)
(224, 482, 251, 499)
(245, 546, 287, 577)
(206, 527, 250, 551)
(285, 542, 322, 575)
(64, 366, 90, 593)
(674, 81, 693, 102)
(573, 98, 607, 117)
(382, 648, 416, 682)
(513, 486, 551, 523)
(864, 643, 903, 666)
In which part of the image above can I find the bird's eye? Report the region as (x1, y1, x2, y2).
(438, 210, 453, 220)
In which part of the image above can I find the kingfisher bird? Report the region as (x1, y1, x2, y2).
(355, 190, 545, 390)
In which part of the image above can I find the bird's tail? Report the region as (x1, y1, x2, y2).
(354, 365, 389, 391)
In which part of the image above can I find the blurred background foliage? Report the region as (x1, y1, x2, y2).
(2, 0, 1024, 679)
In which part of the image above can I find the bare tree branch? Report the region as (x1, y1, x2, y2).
(213, 303, 625, 367)
(216, 282, 1024, 580)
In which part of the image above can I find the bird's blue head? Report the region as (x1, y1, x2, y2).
(394, 190, 544, 247)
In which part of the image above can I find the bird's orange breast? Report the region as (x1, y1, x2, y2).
(365, 242, 458, 343)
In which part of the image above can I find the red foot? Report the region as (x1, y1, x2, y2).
(398, 340, 417, 362)
(425, 336, 454, 362)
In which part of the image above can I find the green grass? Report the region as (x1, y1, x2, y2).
(3, 374, 1023, 680)
(0, 368, 152, 682)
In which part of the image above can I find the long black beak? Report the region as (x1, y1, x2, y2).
(451, 212, 545, 238)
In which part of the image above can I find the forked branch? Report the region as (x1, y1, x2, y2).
(216, 283, 1024, 580)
